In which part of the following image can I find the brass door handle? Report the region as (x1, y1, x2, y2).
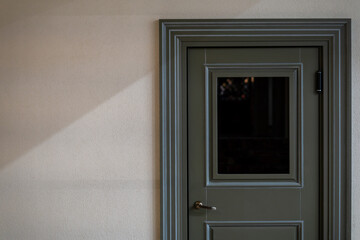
(194, 201, 216, 210)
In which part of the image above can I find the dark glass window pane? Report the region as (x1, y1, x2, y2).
(217, 77, 289, 174)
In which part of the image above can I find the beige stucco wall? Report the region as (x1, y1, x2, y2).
(0, 0, 358, 239)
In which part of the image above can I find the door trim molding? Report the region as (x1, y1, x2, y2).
(159, 19, 351, 240)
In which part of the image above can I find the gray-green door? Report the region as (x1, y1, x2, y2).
(188, 47, 320, 240)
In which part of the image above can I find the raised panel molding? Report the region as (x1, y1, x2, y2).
(204, 64, 303, 187)
(160, 19, 351, 240)
(206, 221, 303, 240)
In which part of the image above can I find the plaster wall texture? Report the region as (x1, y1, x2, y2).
(0, 0, 358, 239)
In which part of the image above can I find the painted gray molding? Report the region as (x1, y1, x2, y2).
(205, 221, 303, 240)
(205, 64, 303, 187)
(159, 19, 351, 240)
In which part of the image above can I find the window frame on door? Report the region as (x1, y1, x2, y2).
(159, 19, 351, 240)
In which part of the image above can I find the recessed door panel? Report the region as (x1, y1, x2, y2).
(211, 227, 297, 240)
(207, 223, 301, 240)
(188, 47, 319, 240)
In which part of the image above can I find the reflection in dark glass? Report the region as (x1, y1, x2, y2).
(217, 77, 289, 174)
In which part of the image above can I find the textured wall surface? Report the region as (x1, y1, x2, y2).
(0, 0, 358, 239)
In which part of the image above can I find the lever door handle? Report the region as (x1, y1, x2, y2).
(194, 201, 216, 210)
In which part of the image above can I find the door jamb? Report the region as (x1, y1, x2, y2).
(159, 19, 351, 240)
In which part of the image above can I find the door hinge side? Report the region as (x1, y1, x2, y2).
(316, 71, 323, 93)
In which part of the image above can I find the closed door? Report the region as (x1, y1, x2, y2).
(188, 47, 320, 240)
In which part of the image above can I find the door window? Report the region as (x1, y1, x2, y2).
(217, 76, 289, 174)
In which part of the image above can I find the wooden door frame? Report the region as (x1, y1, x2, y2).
(159, 19, 351, 240)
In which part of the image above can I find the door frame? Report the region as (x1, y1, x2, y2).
(159, 19, 351, 240)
